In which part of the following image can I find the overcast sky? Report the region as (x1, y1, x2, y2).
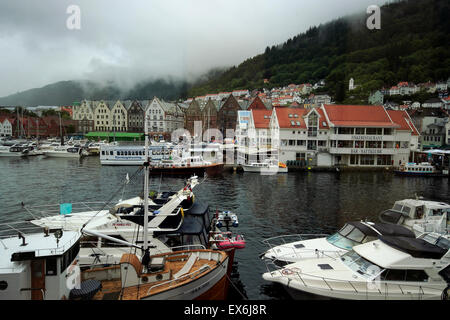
(0, 0, 387, 96)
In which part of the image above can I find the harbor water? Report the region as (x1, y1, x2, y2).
(1, 156, 450, 300)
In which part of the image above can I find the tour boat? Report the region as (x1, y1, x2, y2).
(261, 221, 415, 267)
(99, 144, 173, 165)
(394, 162, 445, 176)
(379, 198, 450, 236)
(262, 233, 450, 300)
(243, 159, 288, 174)
(0, 223, 89, 300)
(149, 155, 224, 176)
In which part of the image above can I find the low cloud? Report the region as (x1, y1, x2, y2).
(0, 0, 387, 97)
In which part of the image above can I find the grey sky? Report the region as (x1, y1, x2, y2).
(0, 0, 387, 96)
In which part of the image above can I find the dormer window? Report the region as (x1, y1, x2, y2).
(288, 114, 293, 118)
(294, 114, 298, 118)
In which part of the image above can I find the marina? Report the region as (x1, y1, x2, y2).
(1, 153, 449, 300)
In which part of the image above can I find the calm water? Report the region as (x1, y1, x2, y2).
(1, 156, 450, 300)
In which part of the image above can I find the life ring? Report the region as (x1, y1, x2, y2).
(281, 268, 294, 275)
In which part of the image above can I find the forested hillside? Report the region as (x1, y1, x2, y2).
(188, 0, 450, 103)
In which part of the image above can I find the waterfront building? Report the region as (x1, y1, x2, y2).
(238, 104, 420, 168)
(110, 100, 130, 132)
(72, 100, 95, 134)
(127, 100, 146, 133)
(93, 100, 114, 132)
(0, 117, 12, 136)
(217, 94, 241, 135)
(184, 99, 203, 137)
(145, 97, 184, 138)
(270, 107, 329, 166)
(322, 104, 419, 167)
(247, 96, 271, 111)
(236, 109, 274, 165)
(202, 99, 220, 140)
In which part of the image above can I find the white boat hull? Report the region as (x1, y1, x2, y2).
(43, 151, 81, 158)
(263, 272, 447, 300)
(243, 165, 288, 174)
(0, 152, 26, 157)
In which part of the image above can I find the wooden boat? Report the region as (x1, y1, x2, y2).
(81, 249, 229, 300)
(76, 117, 231, 300)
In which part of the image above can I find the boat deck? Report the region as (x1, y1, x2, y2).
(88, 252, 222, 300)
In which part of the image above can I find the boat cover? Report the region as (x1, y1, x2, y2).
(379, 236, 447, 259)
(69, 279, 102, 300)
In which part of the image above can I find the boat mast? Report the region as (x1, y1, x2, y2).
(59, 111, 64, 146)
(142, 114, 150, 269)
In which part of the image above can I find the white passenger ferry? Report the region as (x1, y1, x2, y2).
(394, 162, 442, 176)
(100, 144, 173, 165)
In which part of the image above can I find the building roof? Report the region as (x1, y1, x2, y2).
(386, 110, 420, 135)
(322, 104, 399, 128)
(274, 107, 308, 128)
(251, 109, 272, 129)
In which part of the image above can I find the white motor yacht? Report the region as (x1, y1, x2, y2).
(261, 221, 415, 267)
(262, 233, 450, 300)
(379, 198, 450, 236)
(243, 159, 288, 174)
(0, 144, 30, 157)
(43, 146, 84, 158)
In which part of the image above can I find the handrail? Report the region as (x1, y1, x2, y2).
(262, 234, 330, 246)
(267, 264, 444, 298)
(169, 244, 206, 251)
(145, 264, 212, 296)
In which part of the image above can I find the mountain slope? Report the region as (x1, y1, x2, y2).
(0, 78, 191, 107)
(187, 0, 450, 103)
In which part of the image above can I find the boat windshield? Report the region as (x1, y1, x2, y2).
(341, 251, 383, 280)
(326, 223, 367, 250)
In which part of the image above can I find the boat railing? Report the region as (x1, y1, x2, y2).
(0, 221, 46, 239)
(262, 234, 330, 247)
(266, 264, 442, 299)
(145, 264, 212, 296)
(169, 244, 207, 251)
(262, 234, 337, 260)
(0, 221, 80, 256)
(22, 201, 115, 220)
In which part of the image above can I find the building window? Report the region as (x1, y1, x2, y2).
(360, 155, 375, 165)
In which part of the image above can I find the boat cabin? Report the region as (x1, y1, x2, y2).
(380, 199, 450, 234)
(0, 228, 81, 300)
